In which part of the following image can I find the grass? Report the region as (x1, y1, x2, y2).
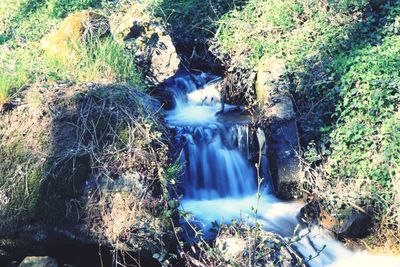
(0, 72, 29, 104)
(42, 36, 145, 88)
(75, 37, 143, 87)
(147, 0, 244, 38)
(0, 0, 150, 237)
(216, 0, 363, 68)
(47, 0, 100, 18)
(0, 0, 145, 105)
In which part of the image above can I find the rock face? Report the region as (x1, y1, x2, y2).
(18, 256, 58, 267)
(256, 57, 302, 200)
(110, 3, 180, 85)
(215, 225, 303, 266)
(299, 201, 372, 238)
(41, 11, 109, 62)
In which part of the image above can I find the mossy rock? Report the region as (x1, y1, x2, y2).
(110, 2, 151, 42)
(110, 2, 180, 84)
(41, 11, 109, 63)
(256, 56, 286, 107)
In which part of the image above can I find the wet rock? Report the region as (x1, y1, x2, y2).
(298, 200, 321, 225)
(330, 210, 372, 238)
(268, 120, 301, 200)
(257, 57, 301, 200)
(18, 256, 58, 267)
(110, 3, 180, 85)
(187, 81, 222, 105)
(299, 202, 372, 238)
(41, 11, 109, 62)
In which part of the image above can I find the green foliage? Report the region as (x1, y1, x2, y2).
(0, 69, 29, 104)
(216, 0, 358, 67)
(328, 0, 369, 11)
(0, 46, 41, 103)
(326, 34, 400, 186)
(47, 0, 100, 18)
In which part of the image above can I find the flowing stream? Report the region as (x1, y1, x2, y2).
(165, 73, 400, 267)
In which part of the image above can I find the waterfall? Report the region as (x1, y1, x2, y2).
(165, 73, 400, 267)
(176, 125, 256, 199)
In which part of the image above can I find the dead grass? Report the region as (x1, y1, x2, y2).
(0, 82, 175, 263)
(56, 83, 176, 262)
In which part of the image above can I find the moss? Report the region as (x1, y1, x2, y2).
(41, 11, 109, 63)
(0, 142, 43, 232)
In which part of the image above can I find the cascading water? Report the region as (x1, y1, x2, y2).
(165, 72, 400, 267)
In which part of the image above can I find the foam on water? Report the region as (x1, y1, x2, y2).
(166, 104, 220, 125)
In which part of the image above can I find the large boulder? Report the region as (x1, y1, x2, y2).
(299, 201, 372, 238)
(257, 57, 302, 200)
(41, 11, 109, 62)
(110, 3, 180, 85)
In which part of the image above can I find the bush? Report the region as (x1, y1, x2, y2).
(216, 0, 358, 67)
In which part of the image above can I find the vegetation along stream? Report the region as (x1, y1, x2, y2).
(1, 0, 400, 266)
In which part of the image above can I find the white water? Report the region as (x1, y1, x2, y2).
(166, 73, 400, 267)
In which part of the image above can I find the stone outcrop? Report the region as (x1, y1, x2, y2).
(299, 201, 372, 238)
(110, 3, 180, 85)
(256, 57, 302, 200)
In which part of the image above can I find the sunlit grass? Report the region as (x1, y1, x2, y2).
(0, 68, 29, 105)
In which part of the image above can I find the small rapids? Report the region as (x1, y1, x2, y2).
(165, 73, 400, 267)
